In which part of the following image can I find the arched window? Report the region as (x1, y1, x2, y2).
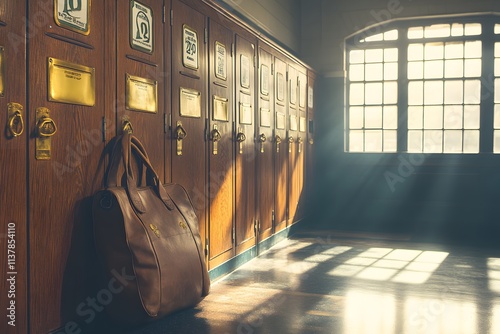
(345, 14, 500, 153)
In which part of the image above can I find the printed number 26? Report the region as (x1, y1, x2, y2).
(186, 41, 197, 55)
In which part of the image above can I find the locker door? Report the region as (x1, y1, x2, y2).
(171, 0, 207, 242)
(234, 33, 256, 254)
(256, 43, 274, 241)
(116, 0, 168, 182)
(0, 2, 28, 334)
(28, 0, 106, 332)
(295, 68, 308, 222)
(306, 71, 317, 202)
(207, 19, 234, 269)
(287, 63, 299, 226)
(274, 55, 287, 232)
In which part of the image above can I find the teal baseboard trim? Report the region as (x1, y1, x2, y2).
(208, 219, 306, 282)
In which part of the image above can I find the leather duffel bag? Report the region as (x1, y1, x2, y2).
(92, 132, 210, 325)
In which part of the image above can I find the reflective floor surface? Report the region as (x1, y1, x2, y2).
(105, 231, 500, 333)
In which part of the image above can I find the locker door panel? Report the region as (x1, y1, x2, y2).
(207, 19, 234, 268)
(274, 55, 287, 232)
(256, 44, 274, 240)
(28, 0, 107, 332)
(306, 71, 316, 209)
(287, 63, 299, 226)
(0, 2, 27, 333)
(295, 68, 308, 223)
(171, 0, 207, 242)
(235, 34, 256, 254)
(116, 0, 167, 182)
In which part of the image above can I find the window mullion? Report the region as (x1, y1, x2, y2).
(398, 28, 409, 152)
(480, 20, 495, 153)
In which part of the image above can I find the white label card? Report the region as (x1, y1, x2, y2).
(183, 25, 199, 69)
(240, 55, 250, 89)
(308, 86, 314, 109)
(215, 42, 226, 80)
(54, 0, 90, 35)
(261, 64, 269, 95)
(130, 1, 154, 54)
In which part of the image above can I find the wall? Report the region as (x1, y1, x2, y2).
(214, 0, 301, 53)
(301, 0, 500, 246)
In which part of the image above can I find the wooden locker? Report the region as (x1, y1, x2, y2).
(0, 1, 28, 333)
(306, 70, 317, 210)
(116, 0, 168, 182)
(295, 67, 308, 222)
(207, 17, 235, 269)
(27, 0, 107, 331)
(287, 62, 299, 226)
(274, 55, 288, 232)
(256, 42, 275, 241)
(234, 32, 257, 255)
(171, 0, 208, 243)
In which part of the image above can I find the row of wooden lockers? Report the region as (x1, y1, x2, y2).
(0, 0, 316, 332)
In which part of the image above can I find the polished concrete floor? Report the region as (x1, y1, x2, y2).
(108, 231, 500, 334)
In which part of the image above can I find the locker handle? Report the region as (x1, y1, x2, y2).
(175, 123, 187, 140)
(259, 133, 267, 143)
(7, 104, 24, 138)
(288, 136, 294, 144)
(236, 132, 246, 142)
(211, 128, 222, 142)
(275, 135, 282, 145)
(37, 117, 57, 137)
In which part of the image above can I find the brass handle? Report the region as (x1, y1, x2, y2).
(236, 132, 246, 143)
(211, 128, 222, 142)
(37, 117, 57, 137)
(297, 137, 303, 144)
(288, 136, 294, 144)
(122, 119, 134, 134)
(259, 133, 267, 143)
(275, 135, 282, 145)
(8, 110, 24, 137)
(309, 138, 314, 145)
(176, 123, 187, 140)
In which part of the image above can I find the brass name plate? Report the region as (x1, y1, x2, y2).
(260, 108, 271, 127)
(0, 46, 4, 97)
(48, 57, 95, 106)
(290, 115, 298, 131)
(213, 95, 229, 122)
(300, 116, 307, 132)
(180, 87, 201, 118)
(239, 103, 252, 125)
(276, 112, 286, 130)
(126, 74, 157, 113)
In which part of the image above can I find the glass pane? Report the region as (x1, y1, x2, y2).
(451, 23, 464, 37)
(384, 130, 397, 152)
(408, 81, 424, 105)
(463, 130, 479, 153)
(425, 24, 450, 38)
(408, 27, 424, 39)
(445, 59, 464, 78)
(408, 130, 423, 152)
(365, 63, 383, 81)
(349, 107, 364, 129)
(464, 80, 481, 104)
(464, 105, 480, 129)
(424, 60, 444, 79)
(349, 130, 364, 152)
(424, 130, 443, 153)
(425, 43, 444, 60)
(408, 44, 424, 61)
(445, 43, 464, 59)
(366, 49, 384, 63)
(444, 105, 463, 129)
(384, 82, 398, 104)
(365, 130, 383, 152)
(444, 81, 463, 104)
(408, 106, 423, 129)
(384, 48, 398, 62)
(408, 62, 423, 80)
(365, 33, 384, 42)
(495, 58, 500, 77)
(495, 105, 500, 129)
(495, 130, 500, 153)
(384, 30, 399, 41)
(464, 59, 481, 77)
(464, 23, 482, 36)
(350, 50, 365, 64)
(424, 106, 443, 129)
(384, 106, 398, 129)
(384, 62, 398, 80)
(350, 64, 365, 81)
(350, 83, 365, 105)
(496, 79, 500, 104)
(444, 130, 462, 153)
(365, 83, 383, 105)
(424, 81, 444, 105)
(465, 41, 482, 58)
(365, 106, 383, 128)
